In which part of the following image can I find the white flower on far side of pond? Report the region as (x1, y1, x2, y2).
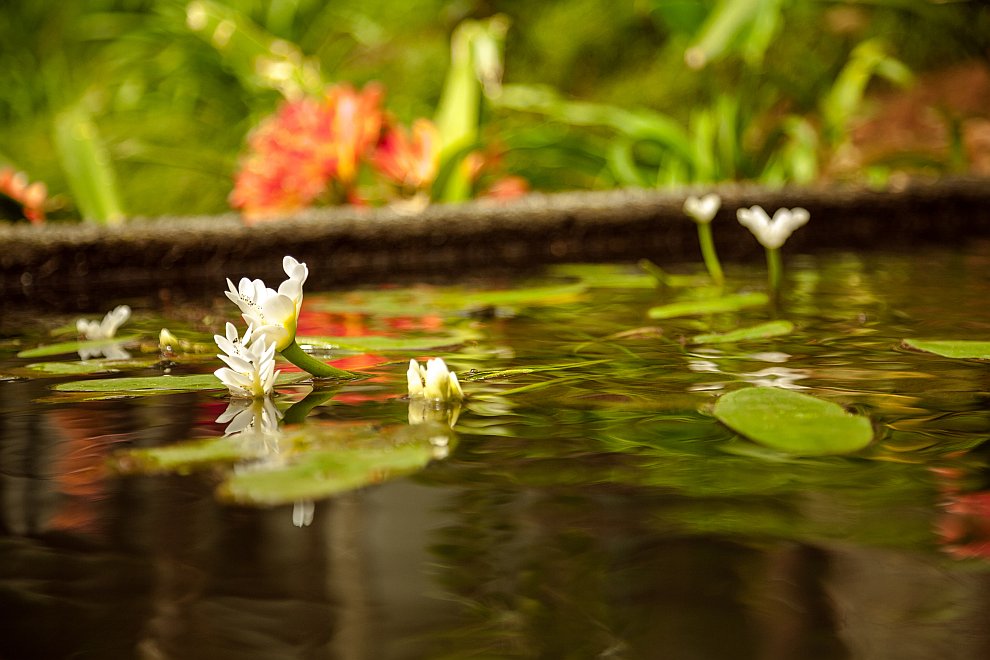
(407, 358, 464, 402)
(225, 256, 309, 351)
(683, 193, 721, 224)
(736, 205, 810, 249)
(77, 305, 131, 340)
(214, 322, 280, 398)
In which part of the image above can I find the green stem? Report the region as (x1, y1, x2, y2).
(766, 247, 782, 293)
(280, 341, 358, 379)
(696, 223, 724, 285)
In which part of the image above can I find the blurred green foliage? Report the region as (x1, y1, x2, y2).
(0, 0, 987, 220)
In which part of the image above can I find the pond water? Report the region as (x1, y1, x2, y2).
(2, 243, 990, 659)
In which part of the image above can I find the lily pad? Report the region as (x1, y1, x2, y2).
(713, 387, 873, 456)
(690, 321, 795, 345)
(115, 421, 456, 505)
(902, 339, 990, 360)
(25, 358, 159, 376)
(53, 372, 310, 396)
(297, 330, 476, 353)
(16, 336, 141, 359)
(647, 293, 769, 319)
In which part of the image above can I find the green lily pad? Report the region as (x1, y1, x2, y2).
(297, 330, 477, 353)
(25, 358, 159, 376)
(714, 387, 873, 456)
(53, 372, 310, 396)
(690, 320, 795, 345)
(547, 264, 659, 289)
(16, 336, 141, 358)
(647, 293, 769, 319)
(434, 282, 587, 308)
(115, 421, 456, 505)
(902, 339, 990, 360)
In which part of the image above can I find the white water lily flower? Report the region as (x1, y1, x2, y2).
(225, 256, 309, 351)
(683, 193, 721, 224)
(76, 305, 131, 340)
(214, 322, 280, 398)
(736, 205, 810, 249)
(407, 358, 464, 402)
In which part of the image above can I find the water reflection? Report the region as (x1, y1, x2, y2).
(2, 246, 990, 658)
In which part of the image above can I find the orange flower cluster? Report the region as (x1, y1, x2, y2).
(232, 83, 437, 221)
(0, 166, 47, 224)
(230, 82, 527, 221)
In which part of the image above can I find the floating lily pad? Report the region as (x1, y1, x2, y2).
(714, 387, 873, 456)
(902, 339, 990, 360)
(16, 336, 141, 359)
(547, 264, 659, 289)
(53, 372, 310, 397)
(434, 282, 587, 308)
(690, 321, 795, 345)
(297, 330, 477, 353)
(25, 358, 159, 376)
(647, 293, 769, 319)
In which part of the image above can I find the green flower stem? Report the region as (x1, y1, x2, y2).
(280, 341, 357, 379)
(766, 247, 783, 293)
(696, 223, 724, 286)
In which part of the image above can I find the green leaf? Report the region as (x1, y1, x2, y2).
(53, 103, 125, 225)
(647, 292, 768, 319)
(903, 339, 990, 360)
(53, 372, 309, 396)
(714, 387, 874, 456)
(434, 283, 587, 308)
(690, 320, 795, 345)
(17, 336, 140, 358)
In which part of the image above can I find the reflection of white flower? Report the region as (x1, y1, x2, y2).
(292, 501, 315, 528)
(408, 398, 461, 428)
(216, 396, 283, 435)
(78, 342, 131, 361)
(225, 256, 308, 351)
(214, 322, 280, 398)
(77, 305, 131, 340)
(741, 366, 809, 390)
(407, 358, 464, 402)
(736, 206, 810, 249)
(683, 193, 721, 224)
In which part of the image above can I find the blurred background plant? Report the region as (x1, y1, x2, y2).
(0, 0, 987, 223)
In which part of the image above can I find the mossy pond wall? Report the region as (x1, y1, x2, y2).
(2, 186, 990, 658)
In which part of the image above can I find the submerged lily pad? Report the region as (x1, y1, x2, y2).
(647, 293, 768, 319)
(903, 339, 990, 360)
(115, 421, 456, 505)
(690, 321, 795, 345)
(53, 372, 310, 397)
(714, 387, 873, 456)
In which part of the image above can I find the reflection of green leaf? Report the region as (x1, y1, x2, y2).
(903, 339, 990, 360)
(647, 292, 768, 319)
(714, 387, 873, 456)
(53, 372, 309, 396)
(460, 360, 607, 382)
(17, 336, 140, 358)
(690, 320, 794, 345)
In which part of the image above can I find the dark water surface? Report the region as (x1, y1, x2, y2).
(2, 244, 990, 659)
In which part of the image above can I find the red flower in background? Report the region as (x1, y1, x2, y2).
(0, 166, 47, 224)
(372, 118, 441, 192)
(230, 83, 384, 221)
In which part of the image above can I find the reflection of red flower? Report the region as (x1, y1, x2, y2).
(0, 166, 46, 223)
(372, 118, 440, 191)
(937, 490, 990, 559)
(230, 83, 384, 221)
